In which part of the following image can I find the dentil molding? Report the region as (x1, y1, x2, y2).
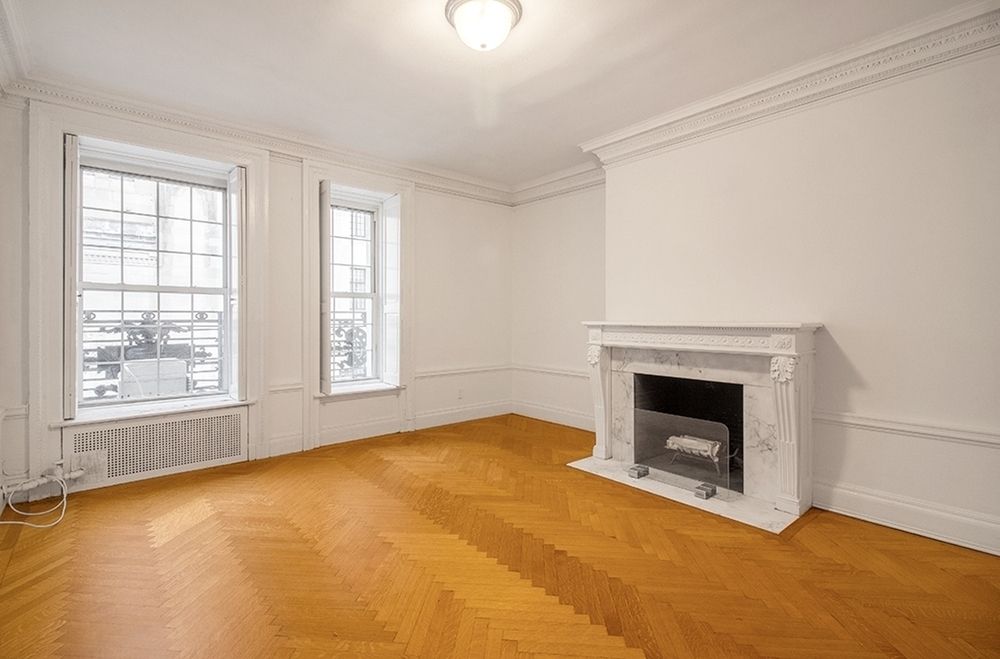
(580, 6, 1000, 167)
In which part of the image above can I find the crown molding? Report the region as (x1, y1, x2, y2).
(0, 90, 25, 110)
(4, 75, 610, 207)
(580, 4, 1000, 167)
(5, 76, 518, 205)
(511, 163, 605, 205)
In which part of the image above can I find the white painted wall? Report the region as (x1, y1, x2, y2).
(511, 186, 605, 430)
(0, 102, 28, 479)
(603, 52, 1000, 552)
(411, 190, 513, 428)
(0, 97, 521, 481)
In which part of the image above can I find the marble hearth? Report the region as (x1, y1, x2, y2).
(573, 322, 821, 532)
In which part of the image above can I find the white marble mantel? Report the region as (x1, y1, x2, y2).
(582, 321, 822, 517)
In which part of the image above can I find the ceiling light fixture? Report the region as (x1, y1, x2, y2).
(445, 0, 522, 52)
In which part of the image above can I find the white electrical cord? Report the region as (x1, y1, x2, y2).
(0, 407, 73, 529)
(0, 478, 69, 529)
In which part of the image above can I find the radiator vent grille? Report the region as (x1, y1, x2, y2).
(72, 412, 243, 480)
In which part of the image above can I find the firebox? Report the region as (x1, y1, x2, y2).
(633, 374, 744, 495)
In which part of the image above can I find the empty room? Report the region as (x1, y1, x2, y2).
(1, 1, 998, 657)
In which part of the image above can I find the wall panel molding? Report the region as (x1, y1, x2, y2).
(581, 6, 1000, 167)
(414, 365, 510, 379)
(267, 383, 306, 394)
(814, 410, 1000, 450)
(1, 405, 28, 420)
(511, 364, 588, 380)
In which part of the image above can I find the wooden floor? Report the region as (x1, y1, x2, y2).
(1, 415, 998, 658)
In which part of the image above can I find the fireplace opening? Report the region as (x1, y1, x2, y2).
(633, 374, 744, 495)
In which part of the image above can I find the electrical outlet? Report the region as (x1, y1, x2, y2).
(457, 388, 464, 400)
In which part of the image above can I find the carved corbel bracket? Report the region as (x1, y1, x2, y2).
(769, 355, 798, 383)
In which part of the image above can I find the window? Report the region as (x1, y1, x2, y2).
(319, 181, 401, 392)
(64, 135, 246, 416)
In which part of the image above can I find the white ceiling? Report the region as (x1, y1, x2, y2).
(4, 0, 968, 187)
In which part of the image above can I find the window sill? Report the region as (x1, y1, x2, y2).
(314, 382, 404, 402)
(52, 396, 253, 429)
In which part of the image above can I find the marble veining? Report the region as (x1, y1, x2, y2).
(585, 322, 820, 518)
(742, 386, 779, 503)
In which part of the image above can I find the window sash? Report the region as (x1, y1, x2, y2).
(320, 182, 383, 391)
(70, 160, 239, 409)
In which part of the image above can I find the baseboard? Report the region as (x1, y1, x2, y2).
(813, 480, 1000, 556)
(267, 433, 304, 457)
(318, 416, 401, 446)
(414, 401, 513, 430)
(511, 400, 593, 431)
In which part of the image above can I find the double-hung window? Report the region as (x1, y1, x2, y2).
(64, 135, 246, 418)
(319, 181, 401, 393)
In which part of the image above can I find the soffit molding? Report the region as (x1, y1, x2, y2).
(580, 4, 1000, 168)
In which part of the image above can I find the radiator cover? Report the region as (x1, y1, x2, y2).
(63, 406, 248, 489)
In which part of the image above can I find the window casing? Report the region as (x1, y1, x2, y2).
(64, 135, 246, 417)
(319, 181, 401, 393)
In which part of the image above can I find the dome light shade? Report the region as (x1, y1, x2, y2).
(445, 0, 522, 51)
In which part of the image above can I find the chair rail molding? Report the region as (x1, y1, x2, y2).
(814, 410, 1000, 450)
(579, 4, 1000, 167)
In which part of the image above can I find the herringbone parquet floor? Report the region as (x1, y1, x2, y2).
(1, 415, 998, 658)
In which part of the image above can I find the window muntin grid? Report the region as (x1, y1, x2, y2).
(329, 205, 377, 382)
(78, 166, 232, 406)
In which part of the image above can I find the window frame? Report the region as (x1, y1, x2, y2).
(63, 135, 247, 418)
(319, 181, 400, 395)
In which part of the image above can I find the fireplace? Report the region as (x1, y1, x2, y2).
(575, 322, 821, 532)
(634, 374, 743, 494)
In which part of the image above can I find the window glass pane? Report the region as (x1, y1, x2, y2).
(351, 266, 371, 293)
(160, 292, 191, 311)
(159, 252, 191, 286)
(81, 290, 122, 402)
(192, 222, 223, 255)
(192, 255, 223, 288)
(82, 169, 121, 211)
(82, 245, 121, 284)
(192, 187, 223, 223)
(331, 296, 373, 381)
(77, 166, 232, 407)
(333, 237, 351, 264)
(123, 176, 156, 214)
(160, 218, 191, 252)
(123, 291, 157, 312)
(158, 181, 190, 219)
(332, 207, 353, 237)
(351, 211, 370, 238)
(352, 240, 371, 267)
(123, 214, 157, 251)
(82, 209, 121, 248)
(332, 264, 352, 293)
(124, 250, 157, 285)
(193, 293, 224, 311)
